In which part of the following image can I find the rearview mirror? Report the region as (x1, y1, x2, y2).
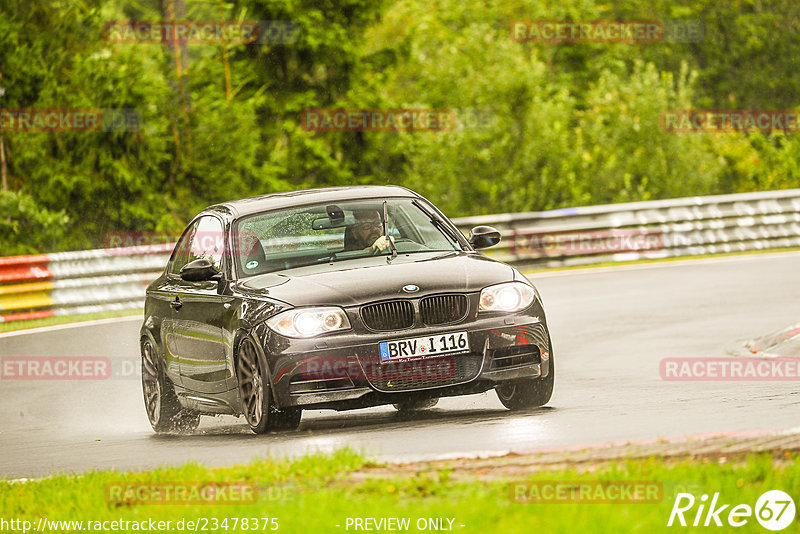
(468, 226, 501, 249)
(179, 258, 221, 282)
(312, 215, 354, 230)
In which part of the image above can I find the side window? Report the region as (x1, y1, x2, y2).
(170, 221, 198, 275)
(170, 216, 225, 275)
(189, 216, 225, 269)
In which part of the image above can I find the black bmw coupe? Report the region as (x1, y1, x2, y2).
(140, 186, 554, 433)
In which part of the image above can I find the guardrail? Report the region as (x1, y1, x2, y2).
(1, 189, 799, 323)
(0, 245, 171, 323)
(453, 188, 800, 270)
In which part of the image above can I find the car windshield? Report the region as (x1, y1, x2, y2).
(233, 198, 464, 277)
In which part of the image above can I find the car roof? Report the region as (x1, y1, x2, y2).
(202, 185, 421, 219)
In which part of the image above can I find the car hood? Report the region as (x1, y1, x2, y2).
(239, 252, 516, 307)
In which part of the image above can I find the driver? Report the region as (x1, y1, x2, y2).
(344, 209, 394, 253)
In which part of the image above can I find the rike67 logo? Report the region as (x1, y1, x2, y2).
(668, 490, 795, 531)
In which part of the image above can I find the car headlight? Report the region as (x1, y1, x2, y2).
(479, 282, 535, 313)
(266, 307, 352, 338)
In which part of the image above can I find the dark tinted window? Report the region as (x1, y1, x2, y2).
(170, 216, 225, 274)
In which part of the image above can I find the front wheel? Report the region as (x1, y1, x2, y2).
(495, 352, 554, 410)
(236, 337, 302, 434)
(268, 406, 302, 430)
(141, 338, 200, 433)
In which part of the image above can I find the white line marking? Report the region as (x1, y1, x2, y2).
(0, 315, 141, 339)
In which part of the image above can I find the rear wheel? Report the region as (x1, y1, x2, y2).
(393, 397, 439, 411)
(141, 338, 200, 433)
(236, 338, 301, 434)
(496, 352, 555, 410)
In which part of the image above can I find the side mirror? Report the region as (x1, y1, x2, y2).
(180, 258, 221, 282)
(468, 225, 501, 249)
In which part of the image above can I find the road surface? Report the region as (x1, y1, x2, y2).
(1, 252, 798, 478)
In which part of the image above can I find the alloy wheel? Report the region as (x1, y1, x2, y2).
(141, 339, 161, 426)
(237, 339, 264, 428)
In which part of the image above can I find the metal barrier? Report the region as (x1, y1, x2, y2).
(453, 188, 800, 270)
(0, 245, 171, 323)
(1, 189, 799, 323)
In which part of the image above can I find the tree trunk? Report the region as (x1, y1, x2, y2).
(0, 134, 7, 192)
(161, 0, 191, 150)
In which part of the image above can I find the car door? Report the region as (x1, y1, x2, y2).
(169, 215, 231, 394)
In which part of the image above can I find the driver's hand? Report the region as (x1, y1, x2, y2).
(370, 235, 394, 253)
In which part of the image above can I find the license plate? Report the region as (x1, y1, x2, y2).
(379, 331, 470, 361)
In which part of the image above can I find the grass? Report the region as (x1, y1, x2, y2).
(2, 449, 798, 533)
(0, 309, 141, 334)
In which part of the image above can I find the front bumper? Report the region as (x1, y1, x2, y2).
(254, 299, 552, 410)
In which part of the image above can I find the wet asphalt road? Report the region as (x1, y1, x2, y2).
(1, 252, 799, 478)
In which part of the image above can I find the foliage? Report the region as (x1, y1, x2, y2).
(0, 190, 68, 254)
(1, 0, 799, 252)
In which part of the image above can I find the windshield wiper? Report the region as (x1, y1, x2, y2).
(383, 200, 398, 263)
(412, 200, 464, 247)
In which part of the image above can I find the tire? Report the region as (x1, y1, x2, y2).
(236, 337, 302, 434)
(141, 337, 200, 433)
(495, 349, 555, 410)
(267, 405, 302, 431)
(393, 397, 439, 411)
